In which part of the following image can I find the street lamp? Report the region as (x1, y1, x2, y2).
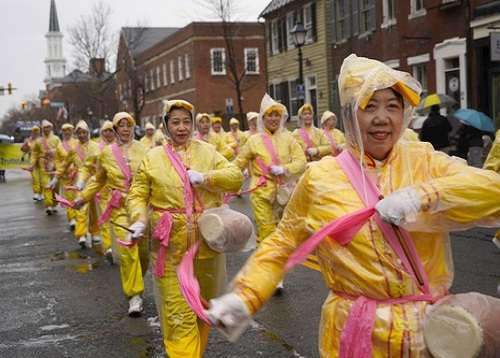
(290, 21, 307, 108)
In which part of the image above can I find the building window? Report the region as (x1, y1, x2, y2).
(303, 3, 314, 43)
(170, 60, 175, 84)
(156, 66, 161, 89)
(185, 54, 191, 79)
(413, 64, 428, 96)
(245, 48, 259, 75)
(178, 56, 183, 81)
(150, 69, 155, 91)
(163, 63, 168, 86)
(332, 0, 350, 43)
(354, 0, 375, 35)
(210, 48, 226, 75)
(144, 74, 148, 93)
(286, 12, 296, 50)
(409, 0, 426, 19)
(381, 0, 397, 28)
(270, 20, 279, 55)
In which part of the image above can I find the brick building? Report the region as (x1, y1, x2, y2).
(259, 0, 500, 130)
(116, 22, 267, 130)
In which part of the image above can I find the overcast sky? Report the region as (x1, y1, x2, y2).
(0, 0, 271, 121)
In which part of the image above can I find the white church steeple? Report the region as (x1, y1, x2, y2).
(44, 0, 66, 85)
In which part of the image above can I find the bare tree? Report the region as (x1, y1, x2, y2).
(65, 1, 118, 126)
(195, 0, 264, 126)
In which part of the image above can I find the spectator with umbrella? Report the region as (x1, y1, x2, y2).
(419, 105, 453, 152)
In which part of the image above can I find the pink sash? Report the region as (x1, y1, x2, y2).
(151, 144, 205, 277)
(111, 143, 131, 192)
(335, 149, 433, 358)
(98, 189, 122, 226)
(75, 144, 85, 162)
(323, 129, 339, 156)
(195, 133, 207, 142)
(298, 128, 313, 148)
(62, 140, 71, 153)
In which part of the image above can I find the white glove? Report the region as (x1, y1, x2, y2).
(306, 147, 319, 156)
(125, 221, 146, 242)
(242, 168, 250, 178)
(48, 177, 58, 189)
(205, 293, 251, 342)
(375, 188, 421, 226)
(72, 197, 86, 210)
(187, 169, 205, 185)
(75, 179, 85, 191)
(269, 165, 285, 176)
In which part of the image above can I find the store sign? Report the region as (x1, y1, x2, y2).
(490, 33, 500, 61)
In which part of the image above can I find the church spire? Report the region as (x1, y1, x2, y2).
(44, 0, 66, 85)
(49, 0, 60, 32)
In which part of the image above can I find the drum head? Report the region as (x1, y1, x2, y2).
(423, 305, 483, 358)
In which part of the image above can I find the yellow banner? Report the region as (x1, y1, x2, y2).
(0, 143, 27, 169)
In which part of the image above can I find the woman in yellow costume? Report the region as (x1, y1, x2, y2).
(206, 54, 500, 357)
(483, 129, 500, 250)
(24, 126, 42, 201)
(194, 113, 235, 160)
(292, 103, 332, 161)
(233, 94, 306, 242)
(73, 113, 149, 316)
(52, 120, 102, 249)
(226, 117, 244, 156)
(140, 122, 156, 150)
(30, 120, 61, 215)
(320, 110, 346, 156)
(239, 111, 258, 149)
(54, 123, 78, 230)
(126, 100, 243, 357)
(78, 120, 115, 260)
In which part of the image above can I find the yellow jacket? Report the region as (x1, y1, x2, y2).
(56, 140, 100, 180)
(140, 135, 155, 150)
(30, 133, 61, 171)
(200, 132, 235, 161)
(323, 128, 346, 149)
(292, 125, 332, 160)
(80, 140, 147, 200)
(483, 129, 500, 173)
(78, 141, 106, 184)
(126, 140, 244, 262)
(231, 141, 500, 356)
(54, 138, 78, 179)
(233, 128, 306, 199)
(402, 128, 420, 142)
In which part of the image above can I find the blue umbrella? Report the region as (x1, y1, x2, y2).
(451, 109, 495, 133)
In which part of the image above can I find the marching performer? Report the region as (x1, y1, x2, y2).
(292, 104, 332, 161)
(195, 113, 235, 160)
(140, 122, 156, 150)
(320, 110, 346, 156)
(23, 126, 42, 201)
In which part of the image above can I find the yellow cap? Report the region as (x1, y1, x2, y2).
(75, 120, 90, 132)
(61, 123, 74, 131)
(32, 126, 40, 132)
(112, 112, 136, 127)
(196, 113, 210, 123)
(298, 103, 314, 117)
(211, 116, 222, 124)
(320, 111, 336, 125)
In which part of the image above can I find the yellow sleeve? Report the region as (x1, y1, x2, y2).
(483, 138, 500, 173)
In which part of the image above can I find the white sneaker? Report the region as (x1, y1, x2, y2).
(85, 235, 92, 248)
(78, 236, 87, 249)
(493, 237, 500, 250)
(92, 234, 102, 245)
(105, 248, 114, 264)
(69, 218, 76, 230)
(46, 206, 54, 215)
(128, 295, 143, 316)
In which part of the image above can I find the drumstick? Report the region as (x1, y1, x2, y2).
(110, 221, 134, 234)
(378, 195, 425, 287)
(392, 224, 425, 287)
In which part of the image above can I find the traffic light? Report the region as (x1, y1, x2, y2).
(43, 99, 50, 108)
(21, 100, 26, 109)
(7, 82, 12, 95)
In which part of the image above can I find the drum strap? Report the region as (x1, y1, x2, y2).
(323, 129, 338, 156)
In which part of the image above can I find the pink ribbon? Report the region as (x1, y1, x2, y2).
(284, 206, 375, 272)
(152, 211, 174, 278)
(177, 242, 213, 325)
(323, 129, 339, 156)
(98, 189, 122, 226)
(298, 128, 313, 149)
(54, 193, 74, 208)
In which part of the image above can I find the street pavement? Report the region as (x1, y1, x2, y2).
(0, 169, 498, 358)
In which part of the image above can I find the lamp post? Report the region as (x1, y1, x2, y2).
(290, 21, 307, 109)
